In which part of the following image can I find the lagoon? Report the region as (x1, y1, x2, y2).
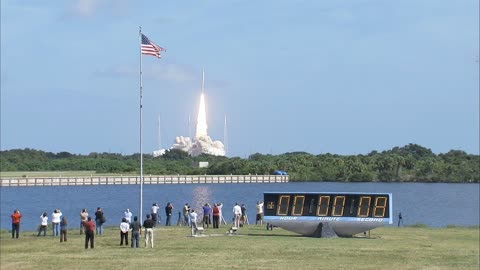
(1, 182, 478, 231)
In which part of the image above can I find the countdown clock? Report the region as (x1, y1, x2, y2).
(263, 192, 393, 237)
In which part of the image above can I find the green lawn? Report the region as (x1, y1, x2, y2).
(1, 226, 478, 270)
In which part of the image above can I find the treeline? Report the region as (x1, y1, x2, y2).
(0, 144, 478, 183)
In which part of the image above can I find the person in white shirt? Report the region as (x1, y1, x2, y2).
(51, 209, 62, 236)
(217, 203, 225, 224)
(119, 218, 130, 246)
(189, 209, 198, 235)
(37, 212, 48, 237)
(233, 203, 242, 228)
(183, 203, 191, 226)
(256, 201, 264, 225)
(151, 203, 160, 227)
(80, 209, 88, 235)
(124, 209, 132, 223)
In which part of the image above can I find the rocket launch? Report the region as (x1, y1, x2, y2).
(154, 70, 225, 157)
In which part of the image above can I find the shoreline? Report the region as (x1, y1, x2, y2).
(0, 175, 289, 187)
(1, 175, 478, 186)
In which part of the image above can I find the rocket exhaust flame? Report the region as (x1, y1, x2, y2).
(195, 93, 208, 139)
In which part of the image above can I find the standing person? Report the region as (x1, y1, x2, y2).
(398, 212, 403, 227)
(217, 203, 225, 225)
(94, 207, 105, 235)
(143, 214, 155, 248)
(256, 201, 264, 225)
(182, 203, 190, 226)
(165, 202, 173, 226)
(151, 203, 160, 227)
(124, 209, 132, 223)
(130, 216, 141, 248)
(233, 203, 242, 228)
(189, 209, 198, 235)
(82, 217, 95, 249)
(60, 217, 68, 242)
(240, 204, 247, 227)
(80, 209, 88, 234)
(11, 209, 22, 239)
(37, 212, 48, 237)
(212, 204, 220, 229)
(202, 203, 212, 228)
(51, 209, 62, 236)
(120, 218, 130, 246)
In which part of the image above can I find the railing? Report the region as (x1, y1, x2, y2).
(0, 175, 289, 187)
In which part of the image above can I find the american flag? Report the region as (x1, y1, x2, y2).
(141, 33, 165, 58)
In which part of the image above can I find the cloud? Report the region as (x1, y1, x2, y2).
(72, 0, 99, 17)
(148, 64, 196, 83)
(70, 0, 130, 18)
(327, 8, 355, 24)
(95, 65, 137, 77)
(93, 62, 230, 93)
(94, 63, 197, 84)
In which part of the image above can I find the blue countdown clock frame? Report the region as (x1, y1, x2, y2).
(263, 192, 393, 237)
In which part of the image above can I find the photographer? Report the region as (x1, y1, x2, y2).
(11, 209, 22, 239)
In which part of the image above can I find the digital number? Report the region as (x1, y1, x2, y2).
(277, 195, 290, 216)
(357, 196, 371, 217)
(292, 196, 305, 216)
(373, 197, 387, 217)
(349, 199, 355, 215)
(331, 196, 345, 216)
(317, 196, 330, 216)
(308, 198, 315, 214)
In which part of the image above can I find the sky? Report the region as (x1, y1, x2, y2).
(1, 0, 479, 158)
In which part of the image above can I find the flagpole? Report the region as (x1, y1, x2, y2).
(139, 26, 144, 225)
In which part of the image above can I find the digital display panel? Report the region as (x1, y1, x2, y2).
(264, 193, 390, 218)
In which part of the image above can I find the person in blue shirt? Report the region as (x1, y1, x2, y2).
(202, 203, 212, 228)
(130, 216, 141, 248)
(60, 217, 68, 242)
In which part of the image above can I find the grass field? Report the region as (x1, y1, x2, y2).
(0, 225, 478, 270)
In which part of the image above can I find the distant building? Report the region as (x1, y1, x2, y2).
(193, 161, 209, 168)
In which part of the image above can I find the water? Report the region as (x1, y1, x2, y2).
(1, 182, 479, 231)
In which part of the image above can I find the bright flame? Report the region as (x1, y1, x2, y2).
(195, 93, 208, 139)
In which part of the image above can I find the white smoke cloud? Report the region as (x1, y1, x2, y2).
(171, 136, 193, 153)
(154, 135, 226, 157)
(189, 135, 226, 157)
(156, 135, 224, 157)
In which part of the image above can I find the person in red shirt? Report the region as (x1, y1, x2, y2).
(11, 209, 22, 239)
(212, 204, 220, 229)
(82, 217, 96, 249)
